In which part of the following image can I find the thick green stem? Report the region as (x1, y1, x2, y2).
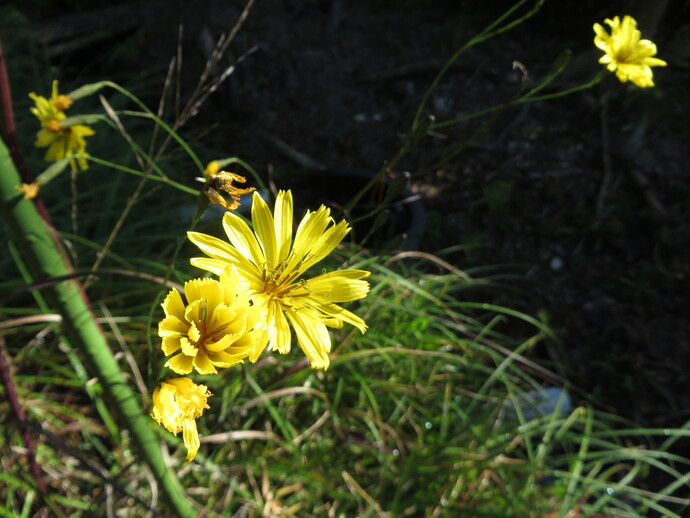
(0, 137, 196, 517)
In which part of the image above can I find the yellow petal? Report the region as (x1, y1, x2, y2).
(162, 288, 186, 320)
(165, 353, 194, 374)
(184, 278, 222, 315)
(222, 211, 266, 266)
(306, 270, 371, 302)
(190, 257, 232, 276)
(251, 192, 278, 267)
(182, 419, 201, 462)
(248, 327, 270, 363)
(179, 336, 198, 358)
(273, 190, 293, 262)
(161, 335, 182, 356)
(285, 308, 331, 369)
(188, 231, 261, 280)
(159, 315, 188, 337)
(311, 299, 368, 333)
(287, 207, 332, 273)
(207, 350, 246, 368)
(293, 219, 351, 274)
(193, 353, 217, 375)
(268, 301, 291, 354)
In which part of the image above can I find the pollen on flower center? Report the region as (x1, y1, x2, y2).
(46, 119, 62, 132)
(52, 94, 73, 111)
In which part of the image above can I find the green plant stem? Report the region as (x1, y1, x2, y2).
(431, 71, 608, 130)
(0, 137, 196, 518)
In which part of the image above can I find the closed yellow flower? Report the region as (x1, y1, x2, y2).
(151, 377, 212, 462)
(15, 182, 41, 200)
(593, 15, 667, 88)
(188, 190, 370, 370)
(158, 266, 266, 375)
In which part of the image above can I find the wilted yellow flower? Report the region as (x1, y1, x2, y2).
(593, 15, 667, 88)
(29, 80, 70, 124)
(15, 182, 41, 200)
(34, 122, 95, 172)
(151, 377, 212, 462)
(188, 190, 370, 370)
(200, 161, 255, 211)
(30, 80, 93, 172)
(158, 266, 266, 375)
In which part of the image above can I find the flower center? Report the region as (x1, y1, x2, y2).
(46, 119, 62, 132)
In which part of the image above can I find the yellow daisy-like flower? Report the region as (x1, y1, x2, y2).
(158, 266, 266, 375)
(593, 15, 667, 88)
(151, 377, 212, 462)
(187, 190, 370, 370)
(34, 122, 95, 172)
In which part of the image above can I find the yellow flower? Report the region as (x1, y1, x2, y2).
(151, 377, 212, 462)
(29, 80, 69, 124)
(158, 266, 266, 375)
(187, 190, 370, 370)
(15, 182, 41, 200)
(593, 15, 667, 88)
(30, 80, 93, 171)
(34, 122, 95, 172)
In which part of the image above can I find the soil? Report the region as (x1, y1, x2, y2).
(15, 0, 690, 433)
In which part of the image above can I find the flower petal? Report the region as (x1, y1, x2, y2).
(274, 190, 293, 262)
(162, 288, 186, 320)
(161, 335, 182, 356)
(297, 220, 351, 273)
(268, 300, 291, 354)
(182, 419, 201, 462)
(285, 308, 331, 369)
(193, 353, 217, 375)
(165, 353, 194, 374)
(159, 314, 188, 337)
(251, 192, 279, 267)
(222, 211, 266, 266)
(188, 232, 262, 281)
(305, 269, 371, 302)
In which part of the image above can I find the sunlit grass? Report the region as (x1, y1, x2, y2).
(3, 249, 689, 516)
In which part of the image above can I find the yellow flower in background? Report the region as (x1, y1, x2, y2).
(29, 80, 71, 124)
(30, 80, 93, 171)
(158, 266, 266, 375)
(15, 182, 41, 200)
(151, 377, 212, 462)
(593, 15, 667, 88)
(188, 190, 370, 370)
(34, 122, 95, 172)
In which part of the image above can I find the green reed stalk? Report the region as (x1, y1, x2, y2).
(0, 137, 196, 518)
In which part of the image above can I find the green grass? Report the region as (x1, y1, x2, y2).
(2, 250, 690, 516)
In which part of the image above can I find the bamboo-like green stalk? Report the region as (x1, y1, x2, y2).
(0, 137, 195, 517)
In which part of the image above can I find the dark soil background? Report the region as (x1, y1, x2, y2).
(4, 0, 690, 441)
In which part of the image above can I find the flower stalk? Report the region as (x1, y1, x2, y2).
(0, 137, 196, 517)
